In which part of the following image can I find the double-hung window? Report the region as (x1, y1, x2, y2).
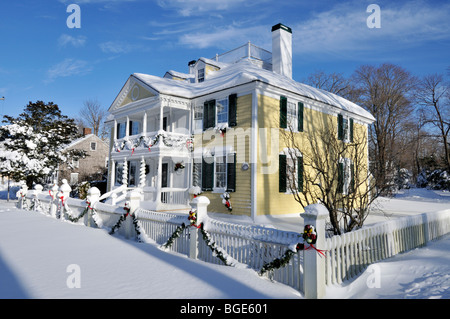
(193, 105, 203, 133)
(116, 122, 126, 139)
(202, 94, 237, 130)
(338, 158, 354, 194)
(215, 155, 227, 189)
(338, 114, 354, 142)
(197, 151, 236, 192)
(280, 96, 304, 132)
(279, 150, 303, 193)
(198, 68, 205, 83)
(287, 101, 297, 130)
(216, 98, 228, 126)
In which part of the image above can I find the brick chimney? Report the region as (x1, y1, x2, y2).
(271, 23, 292, 79)
(83, 127, 92, 136)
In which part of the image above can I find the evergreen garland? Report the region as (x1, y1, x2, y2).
(114, 133, 194, 154)
(131, 213, 143, 242)
(259, 243, 303, 275)
(109, 212, 129, 235)
(66, 206, 89, 223)
(162, 223, 187, 249)
(199, 223, 231, 267)
(108, 210, 143, 242)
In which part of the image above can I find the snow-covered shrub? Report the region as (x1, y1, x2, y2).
(416, 169, 450, 191)
(395, 168, 412, 190)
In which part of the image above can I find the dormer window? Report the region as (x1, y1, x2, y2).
(198, 68, 205, 83)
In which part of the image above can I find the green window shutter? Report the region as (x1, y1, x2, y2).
(349, 118, 354, 142)
(228, 94, 237, 127)
(201, 157, 214, 191)
(203, 101, 209, 130)
(279, 154, 287, 193)
(338, 162, 344, 193)
(203, 100, 216, 130)
(338, 114, 344, 140)
(298, 102, 304, 132)
(297, 156, 303, 192)
(280, 96, 287, 129)
(226, 153, 236, 192)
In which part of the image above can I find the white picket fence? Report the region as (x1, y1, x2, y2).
(20, 188, 305, 293)
(18, 185, 450, 298)
(324, 210, 450, 286)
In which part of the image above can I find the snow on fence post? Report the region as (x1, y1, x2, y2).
(32, 184, 43, 211)
(58, 180, 72, 220)
(49, 184, 59, 217)
(301, 203, 328, 299)
(86, 187, 100, 227)
(189, 196, 210, 259)
(16, 184, 28, 210)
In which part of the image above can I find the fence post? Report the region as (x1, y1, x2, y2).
(86, 187, 100, 227)
(189, 196, 210, 259)
(301, 203, 328, 299)
(49, 184, 59, 217)
(124, 190, 142, 239)
(16, 184, 28, 210)
(32, 184, 43, 211)
(58, 180, 72, 220)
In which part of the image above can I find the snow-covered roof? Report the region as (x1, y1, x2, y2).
(61, 134, 107, 151)
(164, 70, 194, 80)
(133, 59, 375, 122)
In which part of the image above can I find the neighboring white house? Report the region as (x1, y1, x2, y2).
(105, 24, 375, 217)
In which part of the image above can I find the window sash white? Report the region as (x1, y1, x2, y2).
(287, 101, 297, 131)
(216, 98, 228, 125)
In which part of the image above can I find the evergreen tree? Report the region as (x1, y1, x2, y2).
(0, 101, 86, 187)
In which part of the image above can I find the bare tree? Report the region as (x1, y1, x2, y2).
(304, 70, 359, 101)
(78, 99, 107, 138)
(415, 73, 450, 172)
(351, 63, 417, 193)
(281, 120, 380, 235)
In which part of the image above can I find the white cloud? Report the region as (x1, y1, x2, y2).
(99, 41, 136, 54)
(179, 25, 267, 49)
(58, 34, 87, 48)
(157, 0, 266, 17)
(291, 1, 450, 55)
(46, 58, 92, 82)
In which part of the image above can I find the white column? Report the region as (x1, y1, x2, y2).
(156, 156, 162, 205)
(160, 103, 164, 131)
(125, 116, 130, 137)
(110, 160, 116, 191)
(113, 119, 117, 141)
(139, 156, 146, 188)
(122, 158, 128, 187)
(142, 112, 147, 136)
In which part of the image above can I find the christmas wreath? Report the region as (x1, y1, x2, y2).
(303, 224, 317, 244)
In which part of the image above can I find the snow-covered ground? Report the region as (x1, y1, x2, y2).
(0, 187, 449, 299)
(0, 201, 300, 299)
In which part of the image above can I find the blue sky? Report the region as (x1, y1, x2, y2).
(0, 0, 449, 120)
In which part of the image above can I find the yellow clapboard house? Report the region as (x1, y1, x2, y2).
(105, 23, 375, 220)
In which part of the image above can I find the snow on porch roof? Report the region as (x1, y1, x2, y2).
(133, 59, 375, 122)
